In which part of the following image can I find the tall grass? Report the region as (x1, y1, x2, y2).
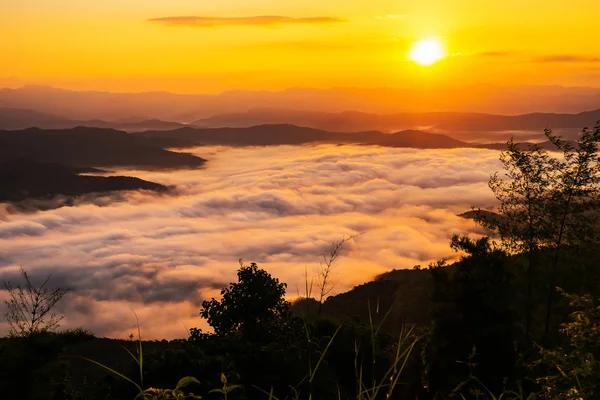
(77, 310, 202, 400)
(264, 270, 423, 400)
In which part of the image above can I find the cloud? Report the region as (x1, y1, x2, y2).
(534, 55, 600, 63)
(449, 51, 515, 60)
(476, 51, 514, 57)
(0, 145, 501, 339)
(0, 220, 47, 238)
(375, 14, 406, 20)
(147, 16, 345, 28)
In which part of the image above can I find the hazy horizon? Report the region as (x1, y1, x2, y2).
(3, 84, 600, 120)
(3, 81, 600, 96)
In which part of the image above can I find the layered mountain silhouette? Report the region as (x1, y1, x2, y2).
(0, 127, 206, 169)
(3, 104, 598, 146)
(193, 108, 600, 133)
(0, 107, 190, 132)
(0, 125, 573, 168)
(135, 124, 572, 150)
(134, 124, 470, 148)
(2, 85, 600, 122)
(0, 159, 167, 204)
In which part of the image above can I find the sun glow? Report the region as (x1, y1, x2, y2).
(408, 38, 446, 66)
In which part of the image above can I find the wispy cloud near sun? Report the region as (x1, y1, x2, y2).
(147, 16, 346, 28)
(476, 51, 514, 57)
(534, 54, 600, 63)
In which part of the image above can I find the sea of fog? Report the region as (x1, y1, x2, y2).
(0, 145, 502, 339)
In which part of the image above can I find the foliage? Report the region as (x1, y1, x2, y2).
(538, 290, 600, 399)
(476, 123, 600, 340)
(136, 377, 202, 400)
(81, 313, 203, 400)
(209, 373, 241, 400)
(479, 139, 555, 254)
(316, 235, 359, 315)
(425, 235, 518, 398)
(477, 124, 600, 254)
(175, 263, 426, 400)
(542, 126, 600, 336)
(477, 137, 555, 341)
(3, 266, 69, 337)
(0, 329, 95, 399)
(199, 262, 292, 339)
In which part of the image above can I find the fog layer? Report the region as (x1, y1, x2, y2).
(0, 145, 500, 339)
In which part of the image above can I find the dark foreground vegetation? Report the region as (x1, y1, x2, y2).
(2, 124, 600, 399)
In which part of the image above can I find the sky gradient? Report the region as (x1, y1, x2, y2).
(2, 1, 600, 93)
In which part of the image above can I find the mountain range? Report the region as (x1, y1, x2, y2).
(2, 85, 600, 122)
(134, 124, 470, 148)
(134, 124, 573, 150)
(192, 108, 600, 134)
(0, 125, 574, 170)
(2, 104, 599, 146)
(0, 107, 190, 132)
(0, 127, 206, 169)
(0, 160, 168, 208)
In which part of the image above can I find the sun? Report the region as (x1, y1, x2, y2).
(408, 38, 446, 66)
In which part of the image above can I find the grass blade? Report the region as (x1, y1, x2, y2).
(76, 356, 143, 394)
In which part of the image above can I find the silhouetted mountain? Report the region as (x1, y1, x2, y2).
(0, 159, 168, 204)
(135, 124, 470, 149)
(0, 107, 76, 130)
(292, 268, 433, 333)
(194, 108, 600, 134)
(475, 139, 579, 151)
(0, 127, 206, 169)
(116, 119, 192, 132)
(2, 85, 600, 121)
(0, 107, 190, 132)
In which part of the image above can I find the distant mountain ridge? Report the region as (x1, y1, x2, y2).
(0, 159, 168, 207)
(2, 84, 600, 121)
(134, 124, 470, 149)
(193, 108, 600, 133)
(3, 104, 599, 143)
(135, 123, 566, 150)
(0, 125, 570, 161)
(0, 107, 190, 132)
(0, 127, 206, 169)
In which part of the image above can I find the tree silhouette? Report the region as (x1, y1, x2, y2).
(200, 263, 291, 339)
(476, 123, 600, 340)
(3, 267, 69, 337)
(476, 138, 555, 341)
(543, 125, 600, 337)
(425, 235, 517, 397)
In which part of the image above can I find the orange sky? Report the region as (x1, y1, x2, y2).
(2, 0, 600, 93)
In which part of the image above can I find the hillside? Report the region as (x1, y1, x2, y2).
(292, 268, 433, 334)
(0, 127, 206, 169)
(195, 108, 600, 133)
(0, 107, 189, 132)
(135, 124, 470, 149)
(0, 160, 168, 205)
